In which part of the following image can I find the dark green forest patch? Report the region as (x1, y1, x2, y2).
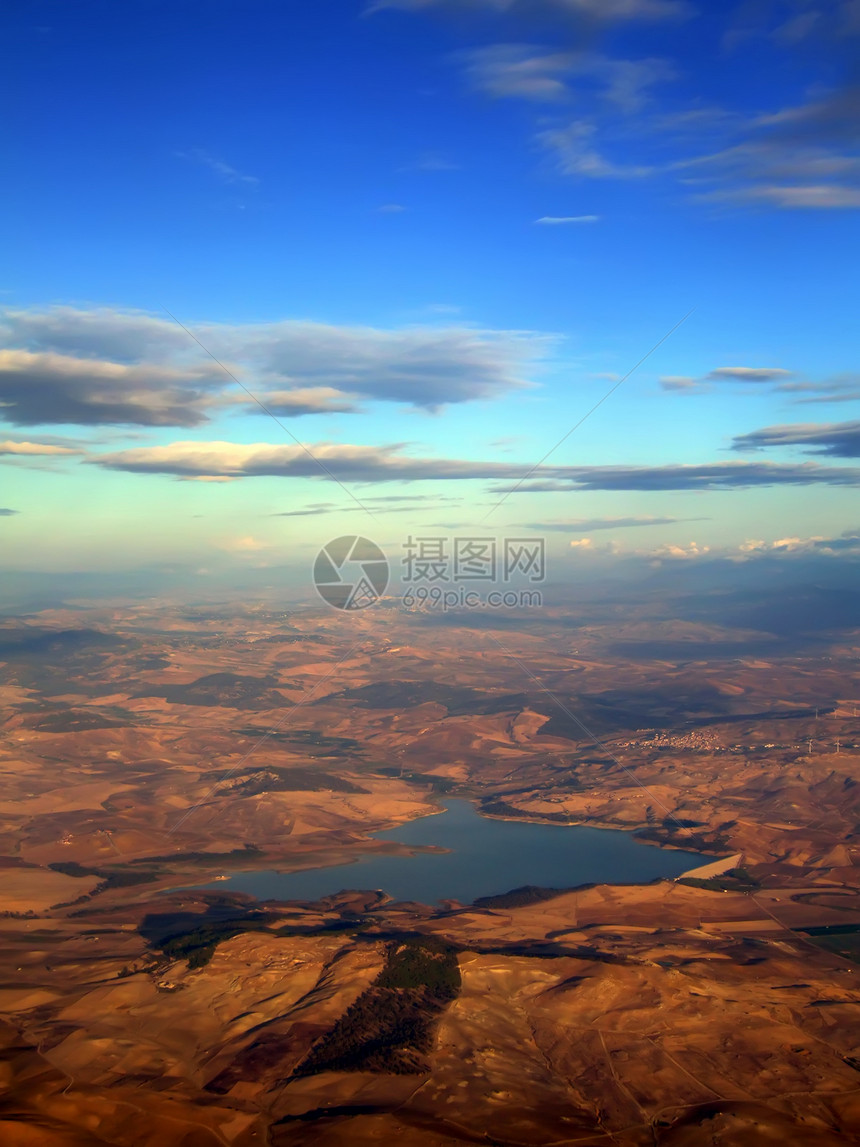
(210, 765, 366, 795)
(137, 673, 286, 709)
(295, 938, 461, 1076)
(473, 885, 571, 909)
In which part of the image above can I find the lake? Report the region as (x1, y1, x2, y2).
(196, 799, 710, 905)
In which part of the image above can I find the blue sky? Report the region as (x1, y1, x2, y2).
(2, 0, 859, 590)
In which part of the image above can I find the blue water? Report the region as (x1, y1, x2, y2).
(197, 799, 709, 905)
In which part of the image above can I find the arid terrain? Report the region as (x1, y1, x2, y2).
(1, 587, 860, 1144)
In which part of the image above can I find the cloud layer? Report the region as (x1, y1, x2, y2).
(370, 0, 689, 20)
(0, 306, 551, 426)
(732, 419, 860, 458)
(447, 32, 860, 212)
(521, 515, 705, 531)
(88, 441, 860, 489)
(0, 349, 222, 427)
(0, 438, 82, 456)
(660, 364, 795, 394)
(682, 86, 860, 210)
(488, 461, 860, 491)
(535, 214, 600, 224)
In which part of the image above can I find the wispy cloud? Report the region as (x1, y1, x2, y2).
(0, 508, 19, 516)
(223, 387, 362, 417)
(535, 214, 600, 224)
(538, 120, 655, 179)
(521, 515, 706, 531)
(275, 494, 461, 517)
(700, 184, 860, 209)
(458, 45, 673, 112)
(526, 61, 860, 210)
(89, 441, 860, 490)
(369, 0, 690, 23)
(88, 440, 512, 480)
(0, 438, 83, 456)
(177, 148, 259, 185)
(487, 461, 860, 491)
(682, 87, 860, 210)
(722, 0, 860, 48)
(381, 6, 860, 213)
(732, 419, 860, 458)
(458, 45, 576, 102)
(453, 45, 674, 187)
(660, 375, 698, 391)
(775, 376, 860, 405)
(772, 9, 821, 45)
(410, 152, 460, 171)
(660, 365, 793, 393)
(708, 366, 792, 382)
(663, 368, 860, 403)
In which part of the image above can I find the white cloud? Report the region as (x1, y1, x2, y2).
(219, 535, 271, 552)
(563, 530, 860, 564)
(660, 365, 793, 394)
(89, 442, 860, 491)
(660, 375, 698, 391)
(89, 440, 513, 481)
(734, 533, 860, 559)
(222, 386, 361, 416)
(651, 541, 710, 559)
(708, 366, 792, 382)
(1, 305, 189, 361)
(535, 214, 600, 224)
(0, 439, 82, 456)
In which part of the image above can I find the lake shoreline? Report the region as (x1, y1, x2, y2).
(188, 797, 711, 905)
